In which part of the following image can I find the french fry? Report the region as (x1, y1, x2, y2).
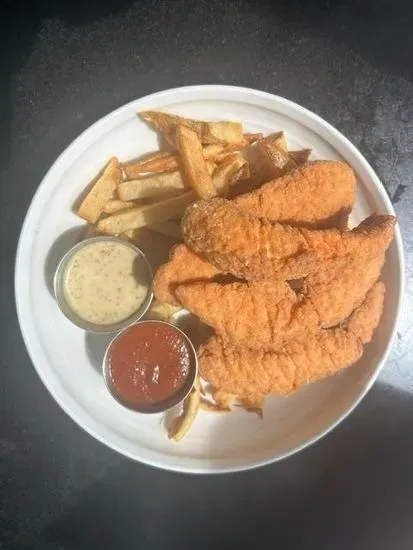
(206, 160, 217, 175)
(149, 220, 182, 240)
(169, 378, 201, 441)
(77, 157, 121, 223)
(103, 200, 135, 214)
(175, 125, 217, 199)
(202, 143, 227, 157)
(140, 111, 243, 144)
(124, 144, 226, 177)
(212, 153, 247, 197)
(202, 121, 244, 145)
(145, 299, 181, 321)
(118, 171, 187, 201)
(267, 131, 288, 152)
(289, 149, 312, 166)
(258, 136, 297, 179)
(230, 162, 250, 185)
(96, 191, 196, 235)
(219, 133, 263, 155)
(123, 152, 179, 178)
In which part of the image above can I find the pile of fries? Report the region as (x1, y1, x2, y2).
(75, 110, 311, 440)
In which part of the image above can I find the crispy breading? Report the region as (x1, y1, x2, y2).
(175, 253, 386, 346)
(175, 280, 301, 347)
(182, 198, 396, 281)
(234, 161, 356, 229)
(153, 244, 221, 305)
(198, 283, 385, 397)
(306, 253, 386, 328)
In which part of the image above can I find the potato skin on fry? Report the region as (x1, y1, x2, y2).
(78, 157, 121, 223)
(97, 191, 195, 235)
(176, 125, 217, 200)
(118, 171, 187, 201)
(140, 111, 243, 144)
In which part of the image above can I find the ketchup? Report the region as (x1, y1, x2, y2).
(107, 322, 191, 409)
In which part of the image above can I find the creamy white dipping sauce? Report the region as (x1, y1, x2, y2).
(63, 241, 150, 325)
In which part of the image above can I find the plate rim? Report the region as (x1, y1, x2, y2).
(15, 85, 405, 474)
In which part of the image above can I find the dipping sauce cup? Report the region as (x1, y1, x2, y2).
(54, 236, 153, 333)
(103, 320, 198, 414)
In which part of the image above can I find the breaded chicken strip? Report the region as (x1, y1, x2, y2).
(153, 244, 221, 305)
(305, 253, 386, 328)
(198, 283, 385, 397)
(153, 162, 358, 304)
(175, 253, 386, 347)
(176, 280, 301, 347)
(234, 161, 356, 229)
(182, 198, 396, 280)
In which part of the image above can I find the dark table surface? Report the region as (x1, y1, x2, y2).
(1, 0, 413, 548)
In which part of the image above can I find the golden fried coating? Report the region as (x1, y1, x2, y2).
(153, 244, 221, 305)
(198, 283, 385, 397)
(234, 161, 356, 229)
(175, 280, 302, 347)
(182, 198, 395, 280)
(175, 252, 386, 346)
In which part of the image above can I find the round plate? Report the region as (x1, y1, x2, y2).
(15, 85, 404, 473)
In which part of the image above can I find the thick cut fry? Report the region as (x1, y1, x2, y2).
(124, 144, 226, 177)
(258, 136, 297, 178)
(140, 111, 243, 144)
(118, 171, 187, 201)
(289, 149, 312, 165)
(212, 153, 247, 196)
(169, 378, 201, 441)
(123, 152, 177, 178)
(145, 299, 181, 321)
(175, 125, 217, 199)
(230, 162, 250, 185)
(206, 160, 217, 175)
(97, 191, 195, 234)
(77, 157, 121, 223)
(149, 220, 182, 240)
(268, 131, 288, 152)
(103, 200, 135, 214)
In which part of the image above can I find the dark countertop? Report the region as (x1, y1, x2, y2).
(1, 1, 412, 548)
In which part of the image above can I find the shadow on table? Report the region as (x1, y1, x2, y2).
(275, 0, 413, 84)
(0, 0, 135, 172)
(33, 381, 413, 549)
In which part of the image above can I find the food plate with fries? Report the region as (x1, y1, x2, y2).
(15, 86, 404, 473)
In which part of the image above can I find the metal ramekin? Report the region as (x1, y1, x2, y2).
(54, 236, 153, 333)
(102, 320, 199, 414)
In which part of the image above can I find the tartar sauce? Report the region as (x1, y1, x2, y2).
(63, 241, 149, 325)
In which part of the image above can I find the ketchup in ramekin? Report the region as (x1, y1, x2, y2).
(104, 321, 198, 413)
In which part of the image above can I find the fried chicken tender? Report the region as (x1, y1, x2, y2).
(182, 198, 396, 280)
(176, 280, 301, 347)
(153, 244, 221, 305)
(153, 161, 360, 303)
(175, 252, 386, 347)
(198, 283, 385, 398)
(234, 161, 356, 229)
(305, 253, 386, 328)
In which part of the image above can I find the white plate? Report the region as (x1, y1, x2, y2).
(15, 85, 404, 473)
